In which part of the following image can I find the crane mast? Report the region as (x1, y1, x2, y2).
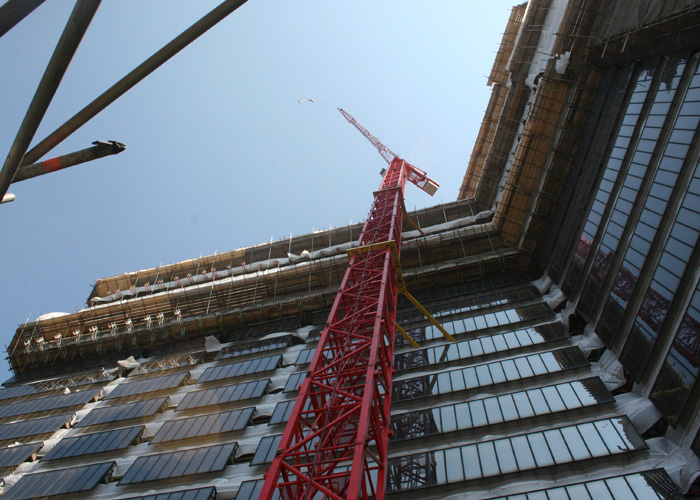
(260, 110, 439, 500)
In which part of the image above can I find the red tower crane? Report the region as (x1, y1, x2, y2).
(259, 109, 441, 500)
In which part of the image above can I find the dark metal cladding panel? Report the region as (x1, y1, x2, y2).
(106, 372, 188, 400)
(0, 389, 100, 419)
(0, 414, 72, 441)
(119, 443, 236, 485)
(270, 400, 295, 425)
(177, 380, 268, 411)
(0, 385, 38, 403)
(199, 355, 281, 384)
(1, 461, 115, 500)
(151, 407, 254, 444)
(0, 442, 41, 469)
(295, 348, 315, 365)
(250, 435, 282, 465)
(236, 480, 267, 500)
(43, 426, 144, 461)
(220, 334, 293, 359)
(283, 372, 305, 393)
(111, 486, 216, 500)
(75, 397, 168, 427)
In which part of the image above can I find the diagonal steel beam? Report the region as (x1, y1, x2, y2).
(12, 140, 125, 183)
(21, 0, 249, 168)
(0, 0, 100, 203)
(0, 0, 46, 38)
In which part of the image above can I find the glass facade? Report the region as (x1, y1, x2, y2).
(564, 60, 656, 298)
(621, 149, 700, 380)
(578, 54, 688, 320)
(599, 60, 700, 346)
(386, 417, 645, 493)
(650, 281, 700, 425)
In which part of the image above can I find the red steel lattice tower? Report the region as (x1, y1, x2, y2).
(260, 110, 438, 500)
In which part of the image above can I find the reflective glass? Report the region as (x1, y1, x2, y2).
(578, 422, 608, 457)
(527, 433, 555, 466)
(622, 152, 700, 380)
(567, 63, 657, 299)
(444, 447, 465, 482)
(461, 445, 481, 480)
(477, 441, 500, 476)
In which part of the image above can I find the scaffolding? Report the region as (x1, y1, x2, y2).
(460, 0, 607, 262)
(7, 199, 521, 380)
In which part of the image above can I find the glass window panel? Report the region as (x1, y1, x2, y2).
(577, 422, 609, 457)
(506, 309, 521, 323)
(501, 359, 520, 380)
(498, 394, 519, 421)
(440, 406, 457, 432)
(525, 354, 548, 375)
(583, 480, 615, 500)
(605, 477, 635, 498)
(512, 391, 535, 418)
(485, 314, 499, 328)
(436, 372, 452, 393)
(593, 419, 628, 455)
(514, 357, 534, 378)
(463, 367, 479, 389)
(457, 342, 472, 359)
(480, 337, 495, 354)
(461, 445, 482, 481)
(560, 426, 591, 460)
(469, 339, 484, 357)
(489, 362, 507, 385)
(539, 351, 561, 373)
(492, 335, 508, 352)
(626, 472, 664, 497)
(463, 317, 476, 332)
(477, 441, 500, 477)
(429, 450, 445, 486)
(495, 311, 510, 326)
(474, 315, 488, 330)
(484, 397, 504, 425)
(476, 364, 493, 386)
(527, 432, 555, 467)
(527, 389, 550, 416)
(544, 429, 573, 464)
(511, 435, 536, 470)
(516, 329, 535, 346)
(547, 488, 572, 500)
(470, 400, 488, 427)
(454, 402, 471, 429)
(541, 386, 567, 412)
(573, 380, 600, 406)
(444, 447, 465, 483)
(493, 438, 518, 474)
(449, 371, 466, 392)
(556, 383, 582, 410)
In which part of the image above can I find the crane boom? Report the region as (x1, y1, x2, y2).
(338, 108, 396, 164)
(338, 108, 439, 196)
(260, 111, 439, 500)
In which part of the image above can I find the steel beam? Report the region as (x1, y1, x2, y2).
(0, 0, 100, 204)
(12, 140, 125, 183)
(0, 0, 46, 38)
(21, 0, 249, 167)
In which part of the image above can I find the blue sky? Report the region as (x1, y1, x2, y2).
(0, 1, 516, 382)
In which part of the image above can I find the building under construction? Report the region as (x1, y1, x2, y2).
(3, 0, 700, 499)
